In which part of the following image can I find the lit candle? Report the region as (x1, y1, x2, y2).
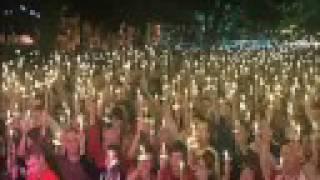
(296, 124, 301, 141)
(139, 145, 145, 156)
(7, 110, 11, 121)
(26, 110, 31, 120)
(278, 156, 283, 170)
(179, 161, 185, 179)
(160, 143, 168, 159)
(78, 114, 84, 131)
(254, 121, 259, 136)
(161, 118, 166, 128)
(224, 150, 230, 161)
(191, 123, 196, 137)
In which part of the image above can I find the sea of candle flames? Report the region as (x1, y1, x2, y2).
(1, 46, 320, 149)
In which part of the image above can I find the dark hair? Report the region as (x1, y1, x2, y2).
(26, 144, 44, 161)
(244, 150, 264, 180)
(107, 144, 121, 154)
(202, 150, 215, 171)
(315, 138, 320, 173)
(27, 127, 42, 143)
(202, 149, 217, 180)
(34, 93, 45, 110)
(170, 140, 187, 160)
(26, 144, 62, 179)
(111, 106, 124, 121)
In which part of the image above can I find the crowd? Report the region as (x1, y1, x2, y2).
(0, 47, 320, 180)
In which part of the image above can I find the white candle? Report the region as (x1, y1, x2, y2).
(191, 123, 196, 137)
(161, 118, 166, 128)
(254, 121, 259, 136)
(140, 145, 145, 155)
(179, 161, 185, 173)
(278, 156, 283, 170)
(78, 114, 84, 131)
(26, 110, 31, 120)
(224, 150, 230, 161)
(7, 110, 11, 121)
(9, 129, 14, 138)
(296, 124, 301, 140)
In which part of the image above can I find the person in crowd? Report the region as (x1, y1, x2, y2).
(158, 140, 196, 180)
(25, 145, 59, 180)
(98, 144, 125, 180)
(126, 117, 152, 161)
(88, 105, 123, 169)
(275, 140, 307, 180)
(303, 136, 320, 180)
(252, 121, 277, 180)
(240, 150, 264, 180)
(231, 122, 249, 180)
(56, 127, 97, 180)
(0, 136, 5, 178)
(194, 149, 219, 180)
(127, 143, 157, 180)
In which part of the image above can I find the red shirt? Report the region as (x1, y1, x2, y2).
(159, 167, 196, 180)
(87, 125, 104, 168)
(27, 169, 59, 180)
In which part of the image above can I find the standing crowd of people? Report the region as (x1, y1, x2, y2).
(0, 91, 319, 180)
(0, 47, 320, 180)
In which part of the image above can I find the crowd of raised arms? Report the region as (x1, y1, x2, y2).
(0, 48, 320, 180)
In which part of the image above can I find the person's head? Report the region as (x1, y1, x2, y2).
(26, 127, 44, 148)
(63, 127, 80, 156)
(234, 123, 248, 146)
(169, 140, 187, 172)
(197, 122, 210, 145)
(26, 145, 47, 177)
(258, 121, 273, 144)
(105, 144, 120, 168)
(32, 94, 45, 111)
(137, 144, 154, 174)
(196, 149, 217, 179)
(311, 136, 320, 172)
(136, 117, 151, 134)
(244, 150, 263, 180)
(110, 106, 124, 128)
(281, 141, 303, 174)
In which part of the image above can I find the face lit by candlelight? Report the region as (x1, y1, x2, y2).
(197, 122, 210, 145)
(64, 129, 80, 156)
(105, 148, 119, 168)
(234, 124, 247, 145)
(26, 154, 43, 177)
(281, 142, 303, 173)
(103, 128, 120, 148)
(170, 151, 184, 173)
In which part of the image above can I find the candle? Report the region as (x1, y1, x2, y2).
(7, 110, 11, 121)
(254, 121, 259, 136)
(66, 108, 71, 125)
(60, 115, 66, 124)
(179, 160, 185, 179)
(224, 150, 230, 161)
(26, 110, 31, 120)
(9, 129, 14, 138)
(191, 123, 196, 137)
(160, 143, 168, 159)
(278, 156, 283, 170)
(140, 145, 145, 154)
(78, 114, 84, 131)
(296, 124, 301, 141)
(161, 118, 166, 128)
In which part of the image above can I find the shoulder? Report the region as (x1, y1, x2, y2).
(43, 169, 60, 180)
(240, 168, 254, 180)
(274, 175, 283, 180)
